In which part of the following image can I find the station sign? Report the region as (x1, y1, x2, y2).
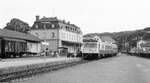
(41, 42, 49, 45)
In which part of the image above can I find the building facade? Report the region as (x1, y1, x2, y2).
(30, 16, 83, 56)
(137, 40, 150, 52)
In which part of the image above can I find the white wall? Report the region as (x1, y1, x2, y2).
(59, 29, 83, 43)
(30, 29, 59, 52)
(27, 42, 41, 53)
(30, 29, 58, 40)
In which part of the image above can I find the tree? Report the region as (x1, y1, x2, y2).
(4, 18, 30, 33)
(143, 32, 150, 40)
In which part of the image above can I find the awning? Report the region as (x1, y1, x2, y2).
(3, 38, 26, 42)
(58, 47, 68, 49)
(61, 40, 82, 45)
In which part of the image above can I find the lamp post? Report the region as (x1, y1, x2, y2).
(42, 40, 49, 60)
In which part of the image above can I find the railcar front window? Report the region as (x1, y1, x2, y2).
(84, 43, 97, 48)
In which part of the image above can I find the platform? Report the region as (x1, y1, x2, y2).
(0, 57, 80, 69)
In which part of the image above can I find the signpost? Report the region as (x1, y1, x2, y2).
(41, 42, 49, 61)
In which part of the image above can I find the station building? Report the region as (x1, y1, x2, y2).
(137, 40, 150, 52)
(136, 31, 150, 52)
(30, 16, 83, 56)
(0, 29, 41, 58)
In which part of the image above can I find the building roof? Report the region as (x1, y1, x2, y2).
(35, 16, 80, 28)
(0, 29, 41, 42)
(32, 16, 82, 34)
(36, 17, 60, 22)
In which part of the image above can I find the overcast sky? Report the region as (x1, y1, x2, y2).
(1, 0, 150, 34)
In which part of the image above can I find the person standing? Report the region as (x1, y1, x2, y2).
(45, 48, 49, 56)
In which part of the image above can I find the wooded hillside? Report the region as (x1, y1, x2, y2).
(84, 27, 150, 52)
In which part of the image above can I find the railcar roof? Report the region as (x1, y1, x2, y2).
(83, 36, 116, 43)
(0, 29, 41, 42)
(83, 39, 98, 42)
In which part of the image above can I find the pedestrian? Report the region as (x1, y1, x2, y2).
(45, 48, 49, 56)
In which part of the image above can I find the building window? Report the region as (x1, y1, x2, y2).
(63, 33, 65, 38)
(52, 24, 55, 28)
(52, 32, 55, 38)
(43, 24, 46, 29)
(30, 43, 32, 48)
(35, 25, 38, 28)
(43, 32, 47, 39)
(61, 26, 63, 29)
(35, 33, 39, 37)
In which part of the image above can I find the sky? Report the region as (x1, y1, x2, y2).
(1, 0, 150, 34)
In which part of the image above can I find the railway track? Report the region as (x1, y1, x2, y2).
(0, 60, 88, 82)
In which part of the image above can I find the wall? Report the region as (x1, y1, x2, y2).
(30, 29, 58, 40)
(30, 29, 59, 52)
(27, 42, 41, 53)
(43, 39, 58, 51)
(59, 29, 83, 43)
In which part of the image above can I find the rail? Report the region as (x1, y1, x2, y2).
(0, 60, 88, 82)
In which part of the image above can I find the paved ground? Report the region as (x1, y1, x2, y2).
(17, 54, 150, 83)
(0, 57, 78, 68)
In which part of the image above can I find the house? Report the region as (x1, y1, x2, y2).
(1, 29, 41, 54)
(30, 16, 83, 56)
(137, 40, 150, 52)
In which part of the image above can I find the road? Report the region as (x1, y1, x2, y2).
(15, 54, 150, 83)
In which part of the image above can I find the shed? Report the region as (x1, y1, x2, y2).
(0, 29, 42, 54)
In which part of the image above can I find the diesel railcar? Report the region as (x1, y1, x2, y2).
(82, 36, 118, 59)
(128, 40, 150, 57)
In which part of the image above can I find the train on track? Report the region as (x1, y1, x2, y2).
(81, 36, 118, 59)
(128, 48, 150, 57)
(128, 40, 150, 57)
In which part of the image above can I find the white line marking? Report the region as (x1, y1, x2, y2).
(143, 69, 149, 72)
(136, 64, 145, 68)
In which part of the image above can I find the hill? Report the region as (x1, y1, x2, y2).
(84, 27, 150, 52)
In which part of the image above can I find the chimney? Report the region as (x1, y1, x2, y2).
(54, 17, 57, 19)
(62, 20, 65, 23)
(36, 15, 40, 21)
(68, 21, 70, 24)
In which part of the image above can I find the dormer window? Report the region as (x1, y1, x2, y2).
(65, 26, 67, 29)
(52, 32, 55, 38)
